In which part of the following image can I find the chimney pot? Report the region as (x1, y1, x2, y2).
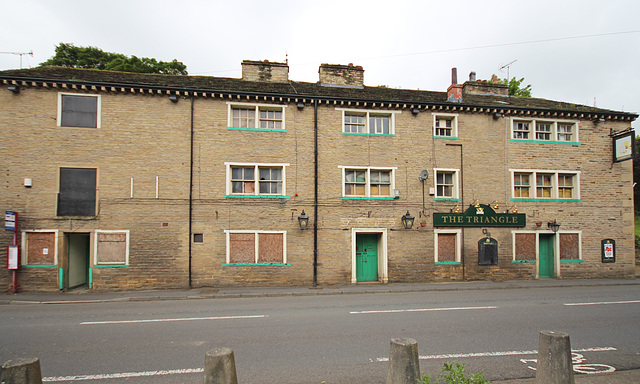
(469, 71, 476, 81)
(451, 67, 458, 85)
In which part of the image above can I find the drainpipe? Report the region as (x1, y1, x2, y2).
(188, 96, 194, 289)
(313, 99, 319, 287)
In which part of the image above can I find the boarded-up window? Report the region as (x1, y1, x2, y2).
(560, 233, 580, 260)
(96, 232, 128, 264)
(61, 94, 98, 128)
(26, 232, 56, 265)
(227, 231, 286, 264)
(58, 168, 97, 216)
(437, 233, 457, 262)
(257, 233, 284, 263)
(515, 233, 536, 261)
(229, 233, 256, 263)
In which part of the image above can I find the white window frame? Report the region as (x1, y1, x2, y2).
(434, 168, 460, 199)
(434, 229, 462, 263)
(433, 113, 458, 138)
(224, 230, 287, 264)
(510, 169, 580, 200)
(21, 229, 59, 266)
(559, 231, 583, 261)
(227, 102, 286, 130)
(57, 92, 101, 128)
(339, 166, 397, 198)
(94, 230, 130, 266)
(225, 162, 289, 196)
(338, 108, 399, 135)
(511, 118, 578, 142)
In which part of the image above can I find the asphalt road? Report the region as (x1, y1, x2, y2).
(1, 285, 639, 383)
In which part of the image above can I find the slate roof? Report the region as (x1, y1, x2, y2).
(1, 66, 636, 120)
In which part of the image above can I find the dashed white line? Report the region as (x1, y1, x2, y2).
(375, 347, 617, 362)
(80, 314, 267, 325)
(564, 300, 640, 306)
(351, 306, 497, 314)
(43, 368, 204, 382)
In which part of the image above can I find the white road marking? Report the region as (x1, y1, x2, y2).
(80, 314, 267, 325)
(351, 306, 497, 314)
(375, 346, 616, 362)
(564, 300, 640, 306)
(43, 368, 204, 382)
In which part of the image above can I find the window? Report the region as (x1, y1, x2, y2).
(58, 93, 100, 128)
(434, 169, 459, 199)
(435, 229, 461, 264)
(511, 170, 580, 200)
(225, 163, 288, 197)
(560, 233, 581, 261)
(225, 231, 287, 265)
(513, 120, 530, 139)
(341, 167, 396, 198)
(513, 173, 531, 197)
(433, 114, 458, 138)
(340, 109, 397, 135)
(94, 230, 129, 266)
(22, 230, 58, 266)
(193, 234, 204, 243)
(228, 103, 286, 130)
(511, 119, 578, 143)
(57, 168, 97, 216)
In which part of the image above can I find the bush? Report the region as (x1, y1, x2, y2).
(418, 361, 490, 384)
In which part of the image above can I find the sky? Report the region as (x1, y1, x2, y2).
(2, 0, 640, 128)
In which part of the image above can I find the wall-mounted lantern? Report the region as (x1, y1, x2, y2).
(298, 210, 309, 230)
(401, 211, 415, 229)
(548, 220, 560, 233)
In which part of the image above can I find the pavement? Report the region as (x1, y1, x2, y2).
(2, 276, 640, 383)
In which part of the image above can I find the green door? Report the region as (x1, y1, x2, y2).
(356, 234, 378, 282)
(539, 234, 555, 278)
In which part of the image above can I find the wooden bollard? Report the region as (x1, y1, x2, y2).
(536, 330, 575, 384)
(386, 337, 420, 384)
(204, 347, 238, 384)
(1, 357, 42, 384)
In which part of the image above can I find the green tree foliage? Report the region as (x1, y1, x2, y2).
(493, 75, 532, 97)
(40, 43, 188, 75)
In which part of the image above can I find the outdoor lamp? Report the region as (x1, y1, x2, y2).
(401, 211, 415, 229)
(7, 85, 20, 93)
(298, 210, 309, 230)
(548, 220, 560, 233)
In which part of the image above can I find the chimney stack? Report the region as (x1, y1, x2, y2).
(447, 67, 463, 103)
(469, 71, 476, 81)
(319, 63, 364, 88)
(241, 60, 289, 83)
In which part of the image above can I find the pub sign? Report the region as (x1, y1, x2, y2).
(434, 204, 526, 227)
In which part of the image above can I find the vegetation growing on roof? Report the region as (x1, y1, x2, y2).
(493, 75, 532, 97)
(40, 43, 188, 75)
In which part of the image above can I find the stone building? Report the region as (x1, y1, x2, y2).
(0, 60, 636, 292)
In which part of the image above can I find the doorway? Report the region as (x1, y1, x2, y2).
(67, 233, 90, 289)
(539, 234, 555, 278)
(355, 233, 378, 282)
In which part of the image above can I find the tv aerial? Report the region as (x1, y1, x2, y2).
(499, 59, 517, 80)
(0, 50, 34, 69)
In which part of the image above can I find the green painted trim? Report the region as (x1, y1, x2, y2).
(434, 198, 461, 202)
(509, 139, 580, 145)
(58, 268, 64, 290)
(435, 261, 461, 265)
(561, 259, 584, 263)
(341, 196, 397, 200)
(21, 264, 57, 268)
(510, 198, 582, 203)
(341, 132, 396, 137)
(227, 127, 287, 132)
(512, 260, 536, 263)
(223, 263, 291, 267)
(432, 136, 459, 140)
(89, 268, 92, 289)
(93, 264, 129, 268)
(224, 195, 290, 199)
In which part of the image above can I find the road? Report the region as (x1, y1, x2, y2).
(1, 285, 639, 383)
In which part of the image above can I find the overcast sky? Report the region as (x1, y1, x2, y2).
(3, 0, 639, 128)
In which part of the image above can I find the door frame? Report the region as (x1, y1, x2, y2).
(65, 232, 91, 289)
(351, 228, 388, 284)
(536, 231, 560, 279)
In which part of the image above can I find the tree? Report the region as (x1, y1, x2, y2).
(40, 43, 188, 75)
(492, 75, 532, 97)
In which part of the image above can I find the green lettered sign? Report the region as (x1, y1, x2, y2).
(434, 204, 526, 227)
